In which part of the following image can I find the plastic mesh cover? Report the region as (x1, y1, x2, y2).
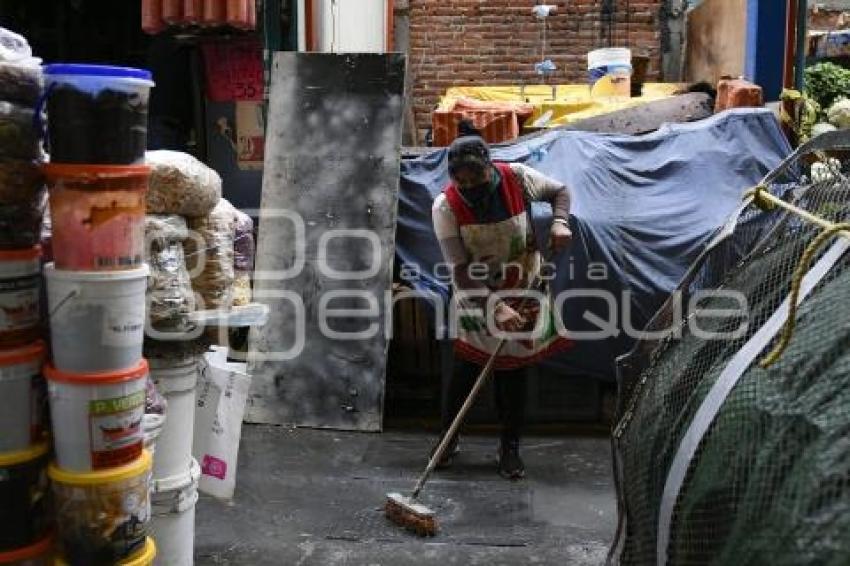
(611, 131, 850, 566)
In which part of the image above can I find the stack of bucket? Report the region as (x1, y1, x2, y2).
(41, 64, 157, 566)
(148, 355, 201, 566)
(0, 55, 54, 566)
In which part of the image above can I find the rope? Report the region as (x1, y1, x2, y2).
(743, 184, 850, 368)
(759, 222, 850, 368)
(744, 185, 777, 212)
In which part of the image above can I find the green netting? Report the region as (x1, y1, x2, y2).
(611, 131, 850, 566)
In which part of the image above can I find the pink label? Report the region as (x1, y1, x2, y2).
(202, 455, 227, 480)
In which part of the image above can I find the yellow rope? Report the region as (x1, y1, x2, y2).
(759, 222, 850, 368)
(744, 185, 776, 212)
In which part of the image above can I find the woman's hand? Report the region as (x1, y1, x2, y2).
(550, 220, 573, 252)
(494, 301, 527, 332)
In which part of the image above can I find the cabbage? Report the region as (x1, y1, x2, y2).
(812, 122, 837, 137)
(827, 98, 850, 129)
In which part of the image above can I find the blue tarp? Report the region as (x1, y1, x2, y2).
(395, 109, 792, 380)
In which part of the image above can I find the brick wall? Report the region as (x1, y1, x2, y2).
(408, 0, 666, 135)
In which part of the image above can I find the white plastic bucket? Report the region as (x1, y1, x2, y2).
(0, 247, 41, 349)
(150, 458, 200, 566)
(45, 360, 149, 472)
(143, 412, 166, 458)
(0, 341, 46, 453)
(587, 47, 632, 99)
(150, 357, 199, 480)
(45, 263, 149, 373)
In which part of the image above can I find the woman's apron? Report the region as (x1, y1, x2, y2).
(444, 162, 573, 370)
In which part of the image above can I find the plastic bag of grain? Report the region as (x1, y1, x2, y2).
(145, 150, 222, 217)
(145, 214, 195, 331)
(232, 208, 254, 306)
(185, 199, 235, 310)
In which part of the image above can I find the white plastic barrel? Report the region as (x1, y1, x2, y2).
(0, 341, 46, 452)
(150, 458, 200, 566)
(150, 357, 199, 480)
(45, 263, 148, 373)
(587, 47, 633, 99)
(45, 360, 149, 472)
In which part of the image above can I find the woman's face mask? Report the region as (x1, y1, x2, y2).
(452, 165, 491, 192)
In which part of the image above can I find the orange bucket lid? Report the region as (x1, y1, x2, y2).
(42, 163, 151, 182)
(0, 340, 45, 367)
(0, 534, 53, 563)
(44, 359, 149, 385)
(0, 246, 41, 262)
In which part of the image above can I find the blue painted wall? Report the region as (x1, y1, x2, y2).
(745, 0, 788, 100)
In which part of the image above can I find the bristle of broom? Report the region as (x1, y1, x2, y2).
(385, 492, 438, 537)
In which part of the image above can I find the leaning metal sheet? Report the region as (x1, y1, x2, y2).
(247, 53, 406, 431)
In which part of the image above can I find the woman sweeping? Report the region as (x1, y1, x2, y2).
(431, 136, 574, 479)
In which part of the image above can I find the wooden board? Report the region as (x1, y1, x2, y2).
(247, 52, 406, 431)
(685, 0, 747, 85)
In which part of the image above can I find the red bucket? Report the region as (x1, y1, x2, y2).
(43, 164, 149, 271)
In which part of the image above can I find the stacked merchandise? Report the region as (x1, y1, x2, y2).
(144, 150, 240, 566)
(41, 64, 157, 566)
(0, 28, 54, 566)
(142, 0, 258, 34)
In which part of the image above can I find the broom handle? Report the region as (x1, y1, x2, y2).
(411, 336, 507, 500)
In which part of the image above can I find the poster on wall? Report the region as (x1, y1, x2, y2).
(235, 101, 265, 170)
(201, 40, 264, 102)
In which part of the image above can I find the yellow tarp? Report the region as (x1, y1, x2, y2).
(438, 83, 682, 128)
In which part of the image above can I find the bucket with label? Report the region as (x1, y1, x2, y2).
(0, 341, 47, 452)
(588, 47, 632, 99)
(48, 451, 152, 566)
(0, 247, 41, 349)
(149, 357, 198, 480)
(42, 165, 148, 271)
(42, 65, 154, 165)
(45, 264, 148, 373)
(46, 360, 148, 472)
(0, 535, 53, 566)
(0, 443, 51, 552)
(149, 458, 200, 566)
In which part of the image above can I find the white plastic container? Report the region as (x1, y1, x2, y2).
(0, 341, 46, 452)
(587, 47, 633, 99)
(0, 247, 41, 349)
(45, 263, 149, 373)
(150, 357, 199, 480)
(150, 458, 200, 566)
(46, 359, 149, 472)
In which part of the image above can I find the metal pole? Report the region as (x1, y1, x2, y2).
(794, 0, 808, 91)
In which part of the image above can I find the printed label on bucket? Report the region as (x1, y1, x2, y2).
(102, 307, 145, 348)
(89, 390, 145, 469)
(0, 275, 40, 331)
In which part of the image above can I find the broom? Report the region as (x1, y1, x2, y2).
(385, 335, 507, 536)
(386, 246, 554, 536)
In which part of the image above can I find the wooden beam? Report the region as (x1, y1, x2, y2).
(305, 0, 315, 51)
(386, 0, 395, 51)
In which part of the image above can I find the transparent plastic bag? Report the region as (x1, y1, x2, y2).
(145, 214, 195, 331)
(186, 199, 235, 310)
(232, 209, 254, 306)
(146, 150, 222, 217)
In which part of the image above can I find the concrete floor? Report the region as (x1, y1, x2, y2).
(195, 425, 617, 565)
